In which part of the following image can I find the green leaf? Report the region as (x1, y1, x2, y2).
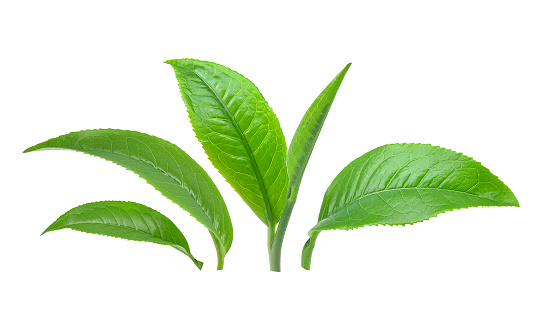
(24, 129, 232, 262)
(43, 201, 203, 270)
(165, 58, 289, 228)
(268, 64, 351, 271)
(302, 143, 519, 269)
(287, 63, 351, 200)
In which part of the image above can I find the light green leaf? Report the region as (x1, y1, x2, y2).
(166, 59, 289, 228)
(24, 129, 232, 262)
(302, 143, 519, 269)
(287, 63, 351, 199)
(43, 201, 203, 269)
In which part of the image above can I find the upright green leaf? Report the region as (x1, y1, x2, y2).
(43, 201, 203, 269)
(268, 63, 351, 271)
(287, 63, 351, 199)
(166, 59, 288, 228)
(302, 143, 519, 269)
(24, 129, 232, 263)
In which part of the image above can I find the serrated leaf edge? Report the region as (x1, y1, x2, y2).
(310, 142, 519, 235)
(165, 58, 290, 227)
(42, 200, 204, 270)
(24, 129, 230, 255)
(309, 203, 519, 236)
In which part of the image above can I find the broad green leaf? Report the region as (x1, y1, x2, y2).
(43, 201, 203, 269)
(166, 59, 289, 228)
(287, 63, 351, 199)
(302, 143, 519, 269)
(24, 129, 232, 259)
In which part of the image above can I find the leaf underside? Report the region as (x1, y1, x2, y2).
(166, 58, 288, 227)
(24, 129, 232, 256)
(312, 143, 519, 233)
(287, 63, 351, 199)
(43, 201, 203, 269)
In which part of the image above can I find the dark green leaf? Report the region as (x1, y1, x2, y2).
(24, 129, 232, 259)
(302, 143, 518, 269)
(287, 63, 351, 199)
(43, 201, 203, 269)
(166, 59, 289, 228)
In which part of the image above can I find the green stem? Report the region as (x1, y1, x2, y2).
(267, 226, 275, 252)
(301, 231, 319, 270)
(210, 232, 224, 270)
(191, 257, 204, 270)
(269, 198, 297, 272)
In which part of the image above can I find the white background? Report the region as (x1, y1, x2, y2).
(1, 1, 546, 316)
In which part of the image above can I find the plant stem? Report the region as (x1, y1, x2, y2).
(215, 249, 224, 270)
(269, 198, 296, 272)
(301, 231, 319, 270)
(210, 232, 224, 270)
(267, 226, 275, 252)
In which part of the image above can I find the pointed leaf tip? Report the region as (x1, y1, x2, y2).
(23, 144, 37, 153)
(286, 62, 352, 200)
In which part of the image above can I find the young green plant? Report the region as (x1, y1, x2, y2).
(25, 58, 518, 272)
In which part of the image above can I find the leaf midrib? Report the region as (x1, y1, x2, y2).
(289, 94, 330, 186)
(59, 222, 185, 249)
(187, 68, 275, 227)
(323, 187, 508, 220)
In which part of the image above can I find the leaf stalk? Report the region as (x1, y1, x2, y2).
(210, 231, 225, 270)
(268, 196, 297, 272)
(301, 231, 319, 270)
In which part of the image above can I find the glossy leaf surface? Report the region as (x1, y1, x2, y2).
(25, 129, 232, 257)
(43, 201, 203, 269)
(302, 143, 519, 269)
(287, 63, 351, 199)
(166, 59, 288, 227)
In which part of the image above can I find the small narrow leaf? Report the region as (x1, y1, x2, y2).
(302, 143, 519, 269)
(24, 129, 232, 260)
(166, 58, 289, 228)
(43, 201, 203, 269)
(287, 63, 351, 199)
